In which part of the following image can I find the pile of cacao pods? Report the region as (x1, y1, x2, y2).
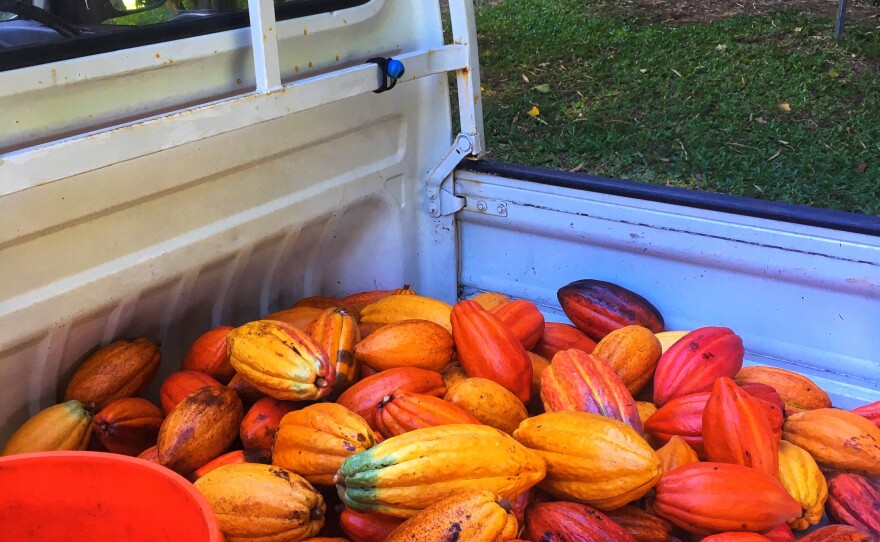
(3, 279, 880, 542)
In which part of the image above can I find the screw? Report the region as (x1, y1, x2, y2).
(427, 190, 438, 200)
(497, 203, 507, 215)
(476, 200, 487, 211)
(428, 204, 438, 215)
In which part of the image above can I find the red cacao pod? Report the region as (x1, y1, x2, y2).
(604, 505, 671, 542)
(92, 397, 164, 456)
(492, 299, 545, 351)
(451, 300, 532, 403)
(339, 508, 404, 542)
(336, 367, 447, 429)
(189, 449, 268, 482)
(651, 462, 800, 534)
(239, 396, 298, 458)
(652, 326, 744, 407)
(853, 401, 880, 429)
(557, 279, 664, 341)
(827, 473, 880, 534)
(372, 391, 481, 438)
(526, 501, 637, 542)
(541, 349, 642, 434)
(181, 325, 236, 384)
(764, 523, 797, 542)
(702, 534, 771, 542)
(532, 322, 597, 361)
(227, 372, 266, 406)
(799, 526, 878, 542)
(159, 370, 223, 415)
(137, 444, 160, 464)
(703, 377, 778, 476)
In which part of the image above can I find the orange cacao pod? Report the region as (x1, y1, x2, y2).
(309, 307, 361, 397)
(541, 349, 642, 433)
(703, 377, 778, 476)
(852, 401, 880, 428)
(652, 326, 744, 406)
(159, 370, 223, 415)
(557, 279, 664, 341)
(262, 306, 324, 331)
(445, 377, 528, 434)
(651, 462, 801, 534)
(657, 435, 699, 472)
(492, 299, 545, 351)
(528, 352, 550, 407)
(239, 396, 298, 458)
(451, 300, 532, 403)
(799, 526, 878, 542)
(469, 291, 510, 312)
(92, 397, 164, 456)
(593, 325, 662, 396)
(526, 501, 637, 542)
(782, 408, 880, 477)
(373, 391, 481, 438)
(181, 326, 236, 384)
(64, 338, 161, 411)
(1, 400, 92, 456)
(605, 505, 672, 542)
(532, 322, 597, 361)
(336, 367, 447, 428)
(294, 296, 361, 320)
(339, 508, 404, 542)
(827, 473, 880, 534)
(440, 362, 469, 390)
(358, 321, 386, 339)
(353, 319, 453, 373)
(734, 366, 831, 416)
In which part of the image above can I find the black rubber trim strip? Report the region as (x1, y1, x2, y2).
(0, 0, 368, 72)
(459, 159, 880, 237)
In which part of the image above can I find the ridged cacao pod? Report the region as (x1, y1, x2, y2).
(227, 320, 335, 401)
(852, 401, 880, 428)
(336, 424, 546, 518)
(445, 377, 528, 435)
(190, 449, 268, 482)
(339, 508, 404, 542)
(655, 330, 688, 354)
(360, 294, 452, 333)
(557, 279, 664, 341)
(336, 367, 447, 428)
(240, 396, 298, 458)
(385, 491, 518, 541)
(531, 322, 597, 361)
(636, 401, 658, 426)
(734, 366, 831, 416)
(646, 384, 783, 459)
(64, 338, 161, 411)
(451, 300, 533, 403)
(657, 435, 699, 473)
(342, 286, 416, 312)
(528, 352, 550, 407)
(652, 326, 744, 406)
(353, 319, 453, 373)
(492, 299, 545, 351)
(782, 408, 880, 477)
(294, 296, 361, 320)
(92, 397, 164, 456)
(159, 370, 223, 415)
(157, 386, 243, 475)
(702, 534, 771, 542)
(273, 403, 378, 486)
(194, 463, 325, 542)
(1, 400, 92, 455)
(181, 326, 236, 384)
(513, 411, 661, 510)
(651, 462, 801, 534)
(541, 349, 643, 434)
(703, 377, 778, 476)
(470, 291, 510, 312)
(605, 505, 672, 542)
(262, 306, 324, 331)
(764, 523, 797, 542)
(526, 501, 637, 542)
(308, 308, 361, 398)
(372, 391, 481, 438)
(777, 440, 827, 530)
(827, 473, 880, 534)
(593, 325, 663, 396)
(799, 526, 878, 542)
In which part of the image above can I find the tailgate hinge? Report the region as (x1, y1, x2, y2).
(425, 133, 473, 217)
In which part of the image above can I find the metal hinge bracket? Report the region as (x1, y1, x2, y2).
(425, 133, 474, 217)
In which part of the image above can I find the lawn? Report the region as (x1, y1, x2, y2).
(474, 0, 880, 214)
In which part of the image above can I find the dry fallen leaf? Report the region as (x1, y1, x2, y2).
(794, 27, 803, 32)
(527, 105, 540, 117)
(521, 74, 530, 83)
(639, 68, 648, 73)
(778, 103, 791, 112)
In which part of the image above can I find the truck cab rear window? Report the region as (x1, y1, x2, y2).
(0, 0, 368, 72)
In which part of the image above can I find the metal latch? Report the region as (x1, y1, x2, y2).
(425, 133, 474, 217)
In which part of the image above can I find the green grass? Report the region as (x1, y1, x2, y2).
(475, 0, 880, 214)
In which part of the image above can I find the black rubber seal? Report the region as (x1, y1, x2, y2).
(460, 159, 880, 237)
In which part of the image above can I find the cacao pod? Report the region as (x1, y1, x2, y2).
(1, 400, 92, 455)
(360, 294, 452, 333)
(228, 372, 266, 406)
(240, 396, 298, 459)
(159, 370, 223, 415)
(656, 435, 699, 473)
(137, 444, 160, 464)
(181, 326, 236, 384)
(337, 367, 447, 428)
(64, 338, 161, 411)
(782, 408, 880, 477)
(531, 322, 597, 361)
(308, 308, 361, 398)
(528, 352, 550, 407)
(827, 473, 880, 534)
(557, 279, 664, 341)
(353, 319, 453, 373)
(513, 411, 661, 510)
(445, 377, 528, 434)
(702, 534, 771, 541)
(526, 501, 637, 542)
(342, 286, 416, 312)
(262, 306, 324, 331)
(605, 505, 672, 542)
(734, 366, 831, 416)
(852, 401, 880, 428)
(764, 523, 797, 542)
(593, 325, 663, 396)
(776, 440, 827, 530)
(339, 508, 404, 542)
(384, 491, 518, 541)
(190, 449, 268, 482)
(492, 299, 545, 351)
(294, 296, 361, 320)
(451, 300, 532, 403)
(652, 326, 744, 406)
(655, 330, 688, 354)
(373, 391, 481, 438)
(799, 526, 878, 542)
(470, 291, 510, 312)
(440, 362, 469, 390)
(92, 397, 164, 456)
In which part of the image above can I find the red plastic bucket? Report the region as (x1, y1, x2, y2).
(0, 451, 221, 542)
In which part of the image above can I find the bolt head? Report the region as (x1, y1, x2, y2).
(476, 200, 488, 211)
(497, 203, 507, 214)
